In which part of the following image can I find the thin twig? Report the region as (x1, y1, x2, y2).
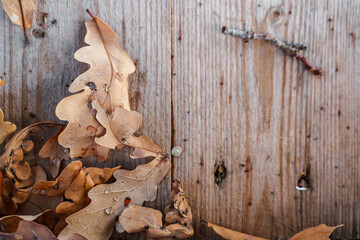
(222, 26, 322, 76)
(18, 0, 29, 44)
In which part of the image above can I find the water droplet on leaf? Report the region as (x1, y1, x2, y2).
(105, 207, 113, 215)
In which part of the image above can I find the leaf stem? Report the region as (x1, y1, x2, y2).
(222, 26, 323, 76)
(18, 0, 29, 44)
(86, 9, 95, 19)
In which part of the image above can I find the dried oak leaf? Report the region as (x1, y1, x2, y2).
(0, 220, 87, 240)
(56, 88, 109, 162)
(0, 209, 56, 233)
(69, 11, 135, 111)
(118, 205, 172, 238)
(29, 161, 119, 235)
(93, 100, 161, 158)
(14, 166, 64, 216)
(58, 156, 170, 240)
(166, 179, 192, 220)
(92, 101, 141, 149)
(0, 109, 16, 144)
(39, 126, 70, 178)
(30, 161, 120, 216)
(30, 161, 119, 197)
(202, 220, 267, 240)
(55, 11, 135, 161)
(163, 179, 193, 238)
(1, 0, 35, 29)
(31, 161, 82, 196)
(85, 166, 121, 185)
(289, 224, 343, 240)
(118, 178, 193, 239)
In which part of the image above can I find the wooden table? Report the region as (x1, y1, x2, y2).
(0, 0, 359, 239)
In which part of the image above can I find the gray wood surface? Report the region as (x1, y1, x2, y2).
(0, 0, 359, 239)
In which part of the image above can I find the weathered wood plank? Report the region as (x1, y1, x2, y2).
(171, 0, 359, 239)
(0, 0, 359, 239)
(0, 1, 171, 239)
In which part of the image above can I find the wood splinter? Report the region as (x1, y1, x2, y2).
(222, 26, 323, 76)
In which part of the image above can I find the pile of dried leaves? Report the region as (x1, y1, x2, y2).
(0, 1, 340, 240)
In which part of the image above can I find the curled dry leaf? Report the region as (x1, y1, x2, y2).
(163, 179, 193, 238)
(85, 166, 120, 185)
(118, 205, 172, 238)
(202, 221, 267, 240)
(203, 221, 342, 240)
(0, 209, 56, 233)
(0, 220, 57, 240)
(30, 161, 120, 214)
(166, 179, 192, 220)
(0, 220, 87, 240)
(55, 10, 135, 161)
(0, 166, 46, 215)
(289, 224, 343, 240)
(0, 109, 16, 144)
(30, 161, 119, 196)
(58, 156, 170, 240)
(118, 178, 194, 239)
(39, 126, 70, 178)
(29, 160, 119, 234)
(14, 166, 64, 216)
(0, 122, 62, 186)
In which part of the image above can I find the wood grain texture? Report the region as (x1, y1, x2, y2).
(171, 0, 359, 239)
(0, 1, 171, 239)
(0, 0, 359, 239)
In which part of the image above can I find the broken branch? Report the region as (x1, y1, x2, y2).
(222, 26, 323, 76)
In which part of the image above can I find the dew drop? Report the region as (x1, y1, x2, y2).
(10, 14, 19, 22)
(113, 196, 120, 202)
(104, 189, 111, 194)
(105, 207, 113, 215)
